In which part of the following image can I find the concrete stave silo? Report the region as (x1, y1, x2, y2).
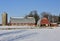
(2, 12, 8, 26)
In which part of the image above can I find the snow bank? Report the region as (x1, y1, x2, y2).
(0, 26, 36, 30)
(0, 26, 60, 29)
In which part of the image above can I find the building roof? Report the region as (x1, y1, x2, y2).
(10, 17, 35, 23)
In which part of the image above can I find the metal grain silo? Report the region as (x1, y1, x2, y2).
(2, 12, 8, 26)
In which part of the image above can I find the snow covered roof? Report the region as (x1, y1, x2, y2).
(10, 17, 35, 23)
(10, 17, 24, 19)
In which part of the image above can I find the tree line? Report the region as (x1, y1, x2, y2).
(25, 10, 60, 25)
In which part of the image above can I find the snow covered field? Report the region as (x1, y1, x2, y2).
(0, 26, 60, 41)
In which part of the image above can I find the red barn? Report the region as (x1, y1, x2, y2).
(40, 17, 50, 27)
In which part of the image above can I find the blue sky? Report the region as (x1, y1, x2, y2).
(0, 0, 60, 23)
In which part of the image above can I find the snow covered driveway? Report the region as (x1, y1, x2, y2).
(0, 28, 60, 41)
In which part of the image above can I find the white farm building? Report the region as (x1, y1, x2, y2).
(10, 17, 35, 26)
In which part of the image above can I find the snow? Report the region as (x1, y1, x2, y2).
(0, 26, 35, 29)
(0, 27, 60, 41)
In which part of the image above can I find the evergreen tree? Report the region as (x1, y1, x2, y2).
(25, 10, 40, 25)
(33, 11, 40, 25)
